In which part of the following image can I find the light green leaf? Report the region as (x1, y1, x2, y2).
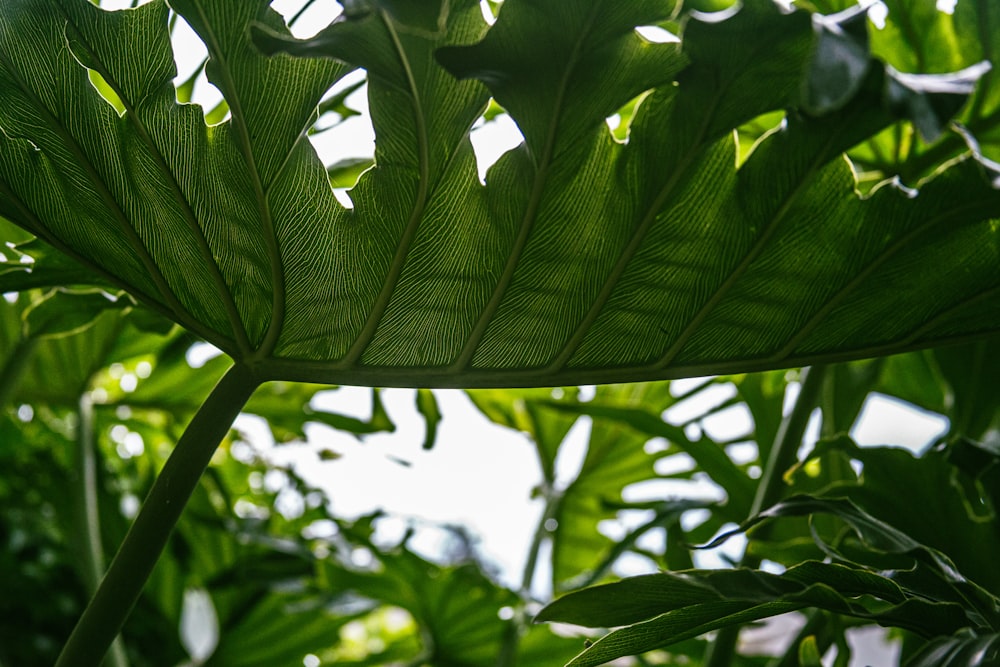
(415, 388, 441, 450)
(847, 0, 1000, 183)
(798, 635, 824, 667)
(326, 157, 374, 188)
(545, 397, 755, 522)
(0, 237, 108, 293)
(206, 593, 343, 667)
(22, 289, 127, 340)
(320, 544, 580, 666)
(547, 383, 678, 590)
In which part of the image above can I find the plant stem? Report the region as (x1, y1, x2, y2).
(73, 393, 130, 667)
(749, 365, 827, 518)
(703, 365, 827, 667)
(56, 363, 260, 667)
(497, 486, 561, 667)
(521, 488, 559, 596)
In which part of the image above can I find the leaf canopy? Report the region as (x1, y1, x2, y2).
(1, 0, 998, 388)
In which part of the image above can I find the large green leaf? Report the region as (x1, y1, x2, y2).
(803, 438, 1000, 597)
(0, 0, 997, 388)
(536, 560, 972, 667)
(906, 633, 1000, 667)
(859, 0, 1000, 180)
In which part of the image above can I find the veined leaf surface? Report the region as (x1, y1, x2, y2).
(1, 0, 998, 388)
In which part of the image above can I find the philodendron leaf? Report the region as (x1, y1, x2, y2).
(536, 561, 971, 667)
(704, 492, 1000, 629)
(907, 633, 1000, 667)
(22, 288, 128, 339)
(804, 4, 872, 115)
(0, 237, 108, 292)
(1, 0, 999, 388)
(415, 388, 441, 450)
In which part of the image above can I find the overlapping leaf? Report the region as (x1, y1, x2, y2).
(538, 487, 1000, 666)
(0, 0, 998, 389)
(537, 559, 973, 667)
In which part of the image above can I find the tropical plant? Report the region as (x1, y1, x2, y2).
(0, 0, 998, 665)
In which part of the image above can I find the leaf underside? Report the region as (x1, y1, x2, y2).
(0, 0, 998, 388)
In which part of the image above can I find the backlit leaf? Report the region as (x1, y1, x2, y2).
(0, 0, 996, 388)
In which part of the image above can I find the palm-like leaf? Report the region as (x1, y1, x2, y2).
(0, 0, 997, 388)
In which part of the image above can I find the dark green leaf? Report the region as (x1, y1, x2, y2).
(906, 633, 1000, 667)
(22, 289, 126, 339)
(539, 561, 971, 665)
(804, 5, 872, 115)
(0, 1, 995, 388)
(415, 388, 441, 450)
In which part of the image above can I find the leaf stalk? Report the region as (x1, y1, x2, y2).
(703, 364, 827, 667)
(73, 393, 130, 667)
(55, 363, 260, 667)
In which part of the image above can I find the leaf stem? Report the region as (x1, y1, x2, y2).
(342, 15, 431, 365)
(703, 364, 826, 667)
(750, 364, 826, 517)
(73, 393, 130, 667)
(55, 363, 260, 667)
(521, 489, 559, 596)
(498, 483, 563, 667)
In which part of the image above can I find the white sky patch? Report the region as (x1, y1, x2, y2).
(470, 114, 525, 184)
(310, 71, 376, 169)
(271, 388, 545, 589)
(552, 416, 591, 490)
(851, 394, 949, 452)
(272, 0, 343, 37)
(866, 1, 889, 29)
(479, 0, 498, 25)
(634, 26, 679, 43)
(663, 381, 737, 426)
(179, 588, 219, 663)
(936, 0, 958, 14)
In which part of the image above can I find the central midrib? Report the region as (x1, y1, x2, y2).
(59, 6, 255, 357)
(341, 16, 432, 367)
(189, 5, 284, 358)
(449, 8, 601, 372)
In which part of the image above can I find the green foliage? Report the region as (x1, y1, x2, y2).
(0, 0, 999, 666)
(534, 349, 1000, 666)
